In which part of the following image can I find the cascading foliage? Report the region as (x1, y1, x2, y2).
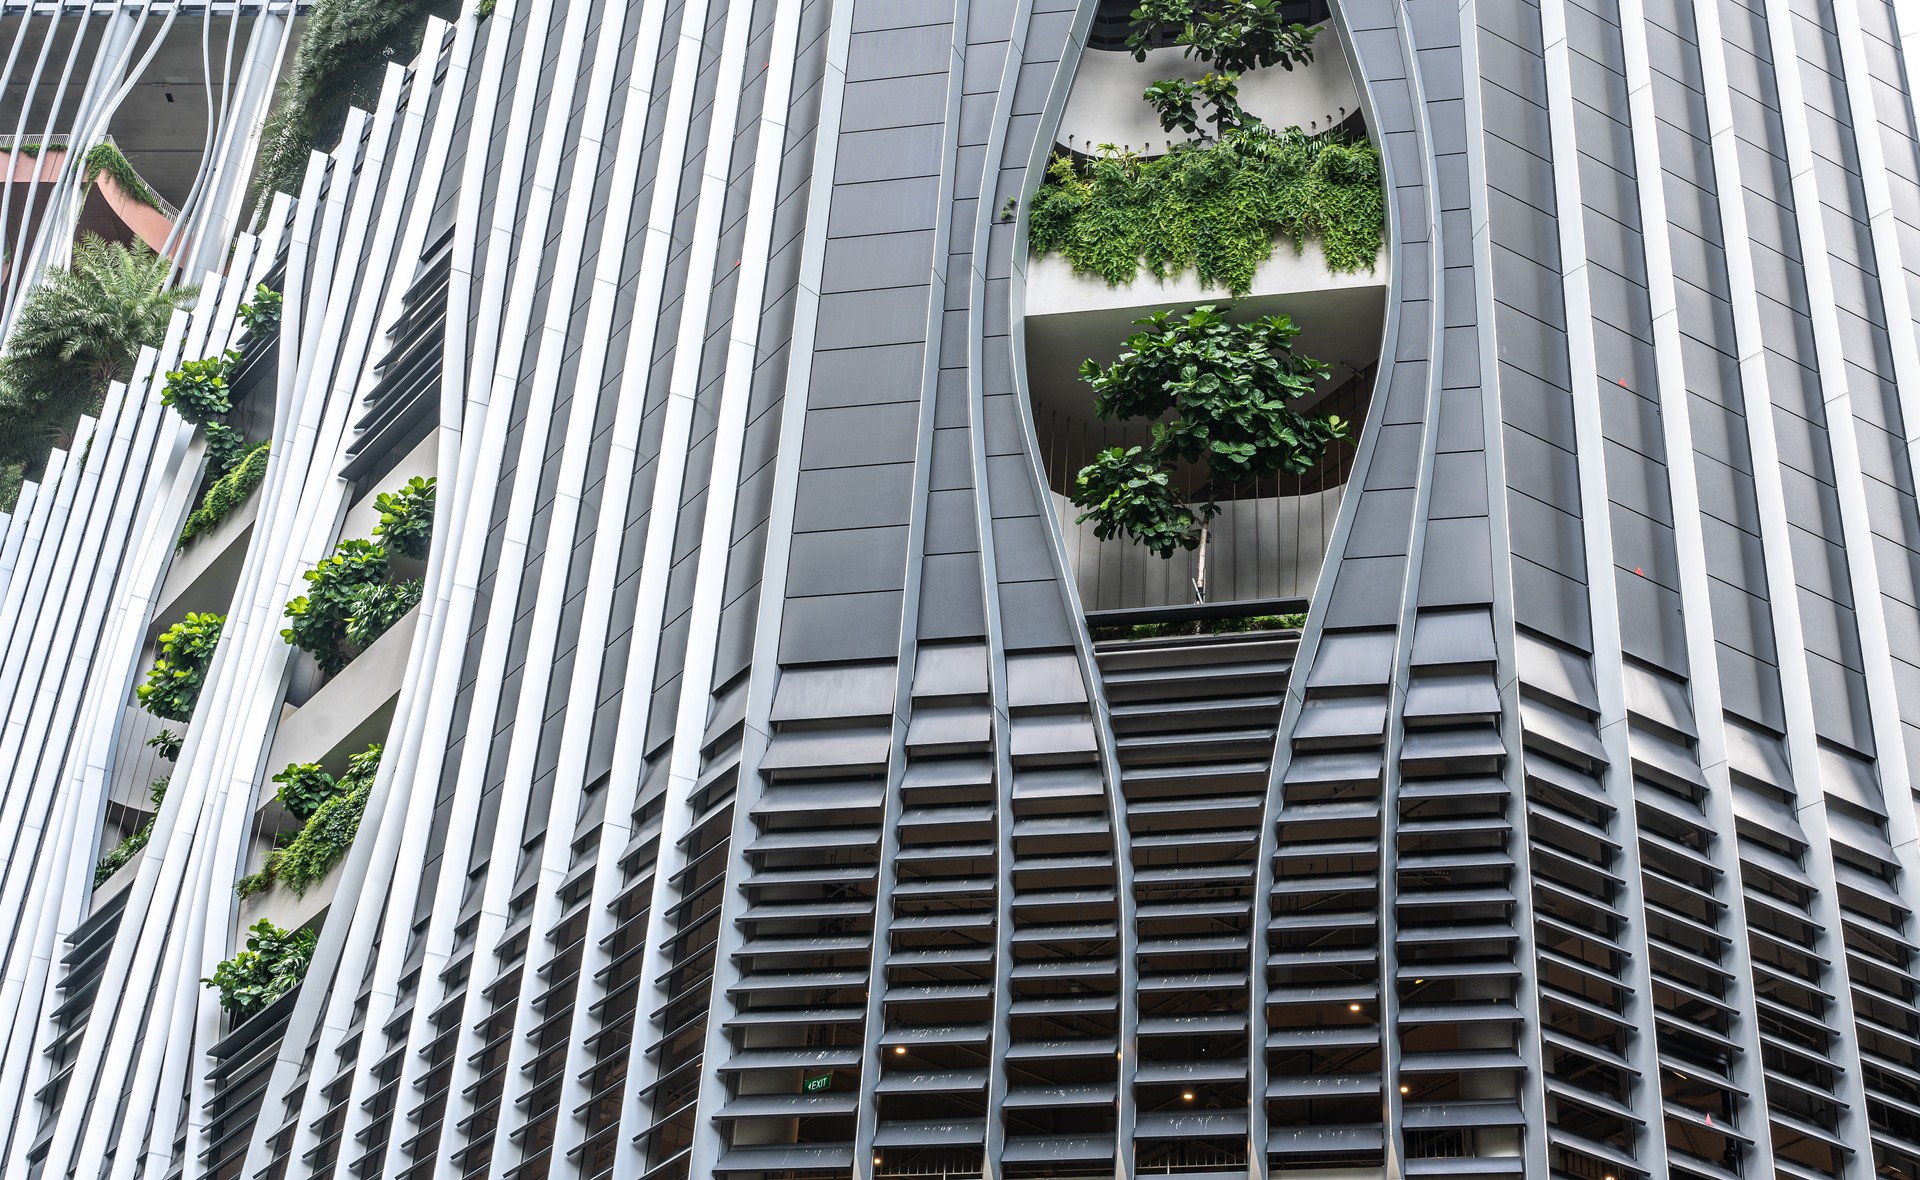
(1028, 126, 1384, 296)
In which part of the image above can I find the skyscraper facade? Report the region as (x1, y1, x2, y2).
(3, 0, 1920, 1178)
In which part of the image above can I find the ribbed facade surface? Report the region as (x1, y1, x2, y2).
(2, 0, 1920, 1179)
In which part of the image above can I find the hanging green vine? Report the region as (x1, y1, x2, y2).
(236, 743, 382, 899)
(251, 0, 460, 205)
(82, 142, 164, 212)
(178, 441, 270, 548)
(1028, 125, 1383, 296)
(92, 777, 169, 888)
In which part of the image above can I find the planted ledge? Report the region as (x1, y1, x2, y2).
(92, 843, 146, 905)
(259, 604, 417, 818)
(154, 480, 259, 627)
(1025, 234, 1386, 322)
(237, 855, 344, 937)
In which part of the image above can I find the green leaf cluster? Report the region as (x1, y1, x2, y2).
(146, 728, 183, 761)
(1143, 72, 1259, 137)
(178, 440, 270, 548)
(0, 235, 196, 505)
(202, 421, 248, 476)
(281, 537, 424, 672)
(242, 744, 382, 898)
(137, 612, 224, 721)
(1070, 306, 1350, 557)
(271, 761, 337, 821)
(1126, 0, 1321, 74)
(82, 142, 163, 211)
(202, 919, 317, 1019)
(345, 577, 425, 651)
(373, 475, 435, 559)
(161, 351, 237, 426)
(93, 777, 169, 888)
(237, 285, 282, 337)
(1073, 446, 1201, 557)
(1028, 126, 1383, 296)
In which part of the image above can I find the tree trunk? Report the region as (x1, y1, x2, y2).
(1194, 518, 1210, 603)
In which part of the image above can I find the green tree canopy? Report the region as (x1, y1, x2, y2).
(1071, 305, 1351, 558)
(1127, 0, 1322, 74)
(0, 234, 197, 497)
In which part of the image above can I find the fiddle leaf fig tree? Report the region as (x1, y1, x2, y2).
(372, 475, 435, 560)
(1127, 0, 1320, 74)
(1142, 72, 1259, 137)
(1129, 1, 1319, 145)
(137, 612, 225, 721)
(281, 538, 392, 673)
(1071, 305, 1349, 560)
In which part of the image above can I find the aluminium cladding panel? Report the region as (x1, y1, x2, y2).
(1312, 0, 1435, 632)
(1479, 0, 1593, 653)
(980, 0, 1082, 654)
(634, 0, 739, 746)
(1564, 0, 1696, 678)
(1789, 0, 1920, 772)
(778, 4, 945, 668)
(1849, 0, 1920, 777)
(1641, 0, 1791, 732)
(1714, 0, 1878, 757)
(708, 0, 832, 696)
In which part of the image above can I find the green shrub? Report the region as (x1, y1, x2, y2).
(345, 577, 423, 652)
(1071, 306, 1349, 557)
(1028, 126, 1384, 295)
(237, 285, 282, 336)
(373, 475, 435, 560)
(283, 476, 435, 670)
(146, 728, 182, 761)
(281, 539, 393, 673)
(178, 441, 270, 547)
(92, 778, 169, 888)
(1103, 612, 1309, 641)
(82, 142, 162, 211)
(201, 421, 248, 477)
(271, 761, 338, 821)
(160, 353, 236, 426)
(92, 823, 150, 887)
(137, 613, 224, 721)
(245, 744, 381, 898)
(202, 919, 316, 1019)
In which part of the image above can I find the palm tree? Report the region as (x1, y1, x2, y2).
(0, 234, 197, 500)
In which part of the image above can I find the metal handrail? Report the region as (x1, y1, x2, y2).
(1086, 595, 1309, 629)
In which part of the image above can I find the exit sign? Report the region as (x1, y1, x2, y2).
(802, 1073, 831, 1093)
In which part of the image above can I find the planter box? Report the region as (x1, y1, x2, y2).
(153, 488, 258, 630)
(236, 852, 345, 936)
(259, 605, 418, 812)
